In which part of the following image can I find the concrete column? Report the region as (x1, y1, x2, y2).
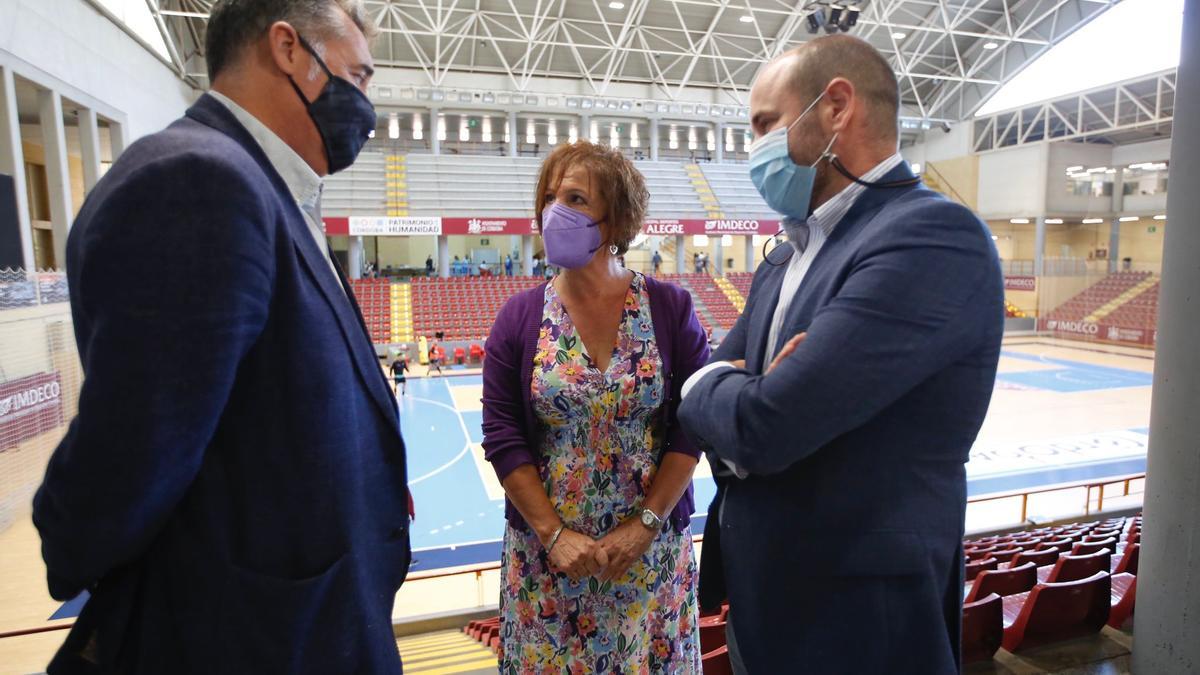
(714, 122, 724, 163)
(108, 118, 129, 159)
(77, 108, 102, 193)
(522, 235, 534, 276)
(1034, 216, 1046, 277)
(38, 89, 73, 271)
(0, 66, 34, 272)
(507, 111, 518, 157)
(675, 234, 686, 274)
(714, 237, 724, 275)
(437, 234, 450, 278)
(581, 114, 591, 143)
(1134, 1, 1200, 669)
(349, 236, 364, 279)
(430, 107, 441, 156)
(649, 119, 660, 162)
(1108, 219, 1120, 274)
(745, 236, 756, 272)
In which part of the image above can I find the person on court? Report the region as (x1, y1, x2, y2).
(391, 354, 410, 396)
(678, 36, 1003, 673)
(32, 2, 413, 672)
(427, 340, 445, 377)
(482, 141, 710, 672)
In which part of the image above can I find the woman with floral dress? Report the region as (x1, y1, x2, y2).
(482, 141, 711, 673)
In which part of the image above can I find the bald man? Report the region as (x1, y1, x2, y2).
(679, 36, 1003, 673)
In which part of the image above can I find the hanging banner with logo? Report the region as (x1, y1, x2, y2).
(1039, 319, 1156, 347)
(0, 372, 64, 449)
(324, 216, 779, 237)
(348, 217, 443, 236)
(1004, 276, 1037, 292)
(441, 217, 540, 236)
(642, 218, 780, 236)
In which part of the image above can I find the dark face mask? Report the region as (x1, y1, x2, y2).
(289, 35, 376, 174)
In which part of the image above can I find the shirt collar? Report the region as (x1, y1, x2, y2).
(807, 152, 906, 238)
(208, 91, 323, 210)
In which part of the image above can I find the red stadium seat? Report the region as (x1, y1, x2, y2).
(1008, 548, 1059, 570)
(701, 645, 733, 675)
(1038, 550, 1112, 584)
(1112, 543, 1139, 576)
(1072, 538, 1117, 556)
(966, 557, 999, 582)
(961, 593, 1004, 664)
(1108, 573, 1137, 629)
(698, 617, 727, 655)
(1001, 572, 1112, 652)
(988, 548, 1023, 565)
(1036, 538, 1075, 554)
(966, 562, 1038, 602)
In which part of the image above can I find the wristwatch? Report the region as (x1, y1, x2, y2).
(640, 508, 664, 531)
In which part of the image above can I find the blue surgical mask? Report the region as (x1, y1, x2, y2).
(748, 91, 837, 221)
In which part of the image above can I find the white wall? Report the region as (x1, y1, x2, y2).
(1112, 138, 1172, 166)
(0, 0, 196, 141)
(900, 122, 973, 168)
(1045, 143, 1114, 216)
(977, 144, 1049, 218)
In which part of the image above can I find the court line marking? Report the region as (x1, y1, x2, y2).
(407, 384, 477, 486)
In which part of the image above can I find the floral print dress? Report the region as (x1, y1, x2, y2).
(498, 272, 700, 674)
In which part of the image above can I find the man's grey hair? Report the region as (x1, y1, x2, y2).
(205, 0, 378, 81)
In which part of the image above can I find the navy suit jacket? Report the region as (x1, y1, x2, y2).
(679, 163, 1003, 673)
(32, 95, 411, 674)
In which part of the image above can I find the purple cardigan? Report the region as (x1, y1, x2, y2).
(481, 275, 711, 533)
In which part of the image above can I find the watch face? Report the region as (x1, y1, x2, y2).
(641, 510, 656, 527)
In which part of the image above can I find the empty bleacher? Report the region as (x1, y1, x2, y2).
(410, 276, 543, 341)
(354, 155, 718, 220)
(405, 155, 539, 217)
(635, 161, 710, 218)
(322, 150, 388, 217)
(1042, 271, 1151, 323)
(460, 513, 1141, 670)
(662, 273, 742, 331)
(1102, 280, 1160, 330)
(699, 163, 774, 218)
(348, 278, 393, 344)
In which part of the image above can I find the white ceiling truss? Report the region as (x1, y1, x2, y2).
(146, 0, 1118, 123)
(972, 68, 1175, 151)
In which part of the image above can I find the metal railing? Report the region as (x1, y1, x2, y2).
(0, 471, 1146, 641)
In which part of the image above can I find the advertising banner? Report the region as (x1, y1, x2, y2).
(0, 372, 64, 449)
(642, 218, 780, 236)
(1004, 276, 1037, 292)
(441, 217, 539, 236)
(1040, 318, 1156, 347)
(349, 217, 442, 236)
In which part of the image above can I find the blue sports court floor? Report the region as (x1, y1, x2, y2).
(46, 340, 1154, 621)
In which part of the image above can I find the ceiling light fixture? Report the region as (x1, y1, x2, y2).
(1119, 216, 1140, 222)
(739, 14, 754, 23)
(608, 1, 625, 8)
(1010, 218, 1030, 224)
(1153, 214, 1167, 220)
(892, 32, 907, 40)
(1082, 218, 1104, 224)
(983, 41, 999, 50)
(1045, 218, 1064, 224)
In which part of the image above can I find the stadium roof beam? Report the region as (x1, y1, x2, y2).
(141, 0, 1117, 125)
(971, 68, 1176, 151)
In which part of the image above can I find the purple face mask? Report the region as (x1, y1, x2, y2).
(541, 202, 603, 269)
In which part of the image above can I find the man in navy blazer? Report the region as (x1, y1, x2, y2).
(678, 36, 1003, 673)
(32, 2, 411, 673)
